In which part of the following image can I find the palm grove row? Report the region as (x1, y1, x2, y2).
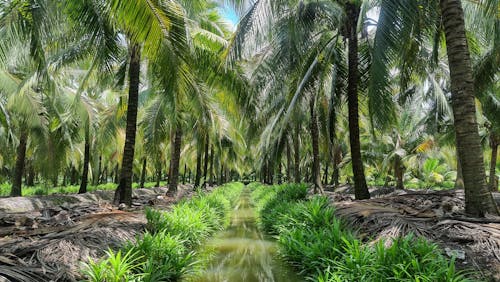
(0, 0, 498, 216)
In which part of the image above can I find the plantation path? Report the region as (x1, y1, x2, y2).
(188, 187, 301, 282)
(0, 185, 195, 281)
(325, 186, 500, 281)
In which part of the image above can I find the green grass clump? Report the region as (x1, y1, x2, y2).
(124, 231, 193, 281)
(251, 183, 471, 282)
(81, 249, 143, 282)
(81, 182, 244, 282)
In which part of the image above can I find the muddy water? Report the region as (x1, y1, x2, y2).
(188, 188, 301, 282)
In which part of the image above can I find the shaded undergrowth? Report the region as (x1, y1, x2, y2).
(80, 182, 243, 281)
(251, 183, 475, 282)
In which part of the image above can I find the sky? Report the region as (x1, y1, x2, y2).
(219, 4, 240, 30)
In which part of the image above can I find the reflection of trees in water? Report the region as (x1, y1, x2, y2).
(188, 189, 300, 282)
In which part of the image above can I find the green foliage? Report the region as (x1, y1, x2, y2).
(321, 236, 472, 282)
(81, 182, 244, 281)
(81, 249, 143, 282)
(124, 231, 193, 282)
(0, 181, 169, 197)
(251, 183, 471, 282)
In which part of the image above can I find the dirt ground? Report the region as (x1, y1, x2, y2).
(324, 185, 500, 282)
(0, 185, 196, 281)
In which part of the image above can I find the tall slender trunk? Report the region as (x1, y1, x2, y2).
(11, 130, 27, 197)
(194, 144, 202, 189)
(331, 145, 341, 187)
(219, 163, 224, 185)
(440, 0, 498, 215)
(454, 150, 464, 189)
(294, 124, 301, 183)
(489, 135, 498, 192)
(156, 162, 162, 188)
(62, 169, 68, 187)
(286, 140, 292, 182)
(94, 155, 102, 185)
(183, 164, 187, 185)
(394, 155, 404, 189)
(202, 136, 209, 188)
(114, 44, 141, 206)
(140, 157, 147, 188)
(79, 127, 90, 194)
(277, 162, 283, 184)
(209, 145, 214, 186)
(25, 160, 35, 186)
(267, 159, 274, 184)
(324, 161, 329, 184)
(310, 97, 324, 193)
(70, 166, 77, 185)
(167, 127, 182, 196)
(114, 164, 119, 184)
(346, 3, 370, 200)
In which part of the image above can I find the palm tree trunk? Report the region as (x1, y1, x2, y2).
(114, 44, 141, 206)
(324, 161, 329, 184)
(394, 155, 404, 189)
(489, 135, 498, 192)
(114, 164, 119, 184)
(11, 130, 27, 197)
(140, 157, 147, 188)
(26, 161, 35, 186)
(167, 127, 182, 196)
(94, 155, 102, 185)
(454, 150, 464, 189)
(209, 145, 214, 186)
(70, 166, 77, 185)
(182, 164, 187, 185)
(286, 140, 292, 182)
(202, 136, 209, 188)
(294, 124, 301, 183)
(277, 161, 283, 184)
(79, 128, 90, 194)
(346, 3, 370, 200)
(440, 0, 498, 216)
(194, 144, 202, 189)
(156, 162, 161, 188)
(310, 97, 324, 193)
(219, 163, 224, 185)
(331, 146, 341, 187)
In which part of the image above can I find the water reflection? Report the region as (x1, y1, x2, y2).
(187, 189, 301, 282)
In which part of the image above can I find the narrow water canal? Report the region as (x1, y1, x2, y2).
(188, 187, 301, 282)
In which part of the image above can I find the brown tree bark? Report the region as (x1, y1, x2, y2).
(394, 155, 404, 190)
(286, 140, 292, 182)
(11, 130, 27, 197)
(155, 162, 162, 188)
(167, 127, 182, 196)
(440, 0, 498, 215)
(454, 150, 464, 189)
(94, 155, 102, 185)
(346, 3, 370, 200)
(114, 44, 140, 206)
(79, 127, 90, 194)
(310, 97, 324, 193)
(293, 124, 301, 183)
(202, 135, 209, 188)
(139, 157, 147, 188)
(194, 143, 202, 189)
(209, 145, 214, 186)
(490, 134, 498, 192)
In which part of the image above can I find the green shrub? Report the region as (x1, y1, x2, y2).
(81, 249, 143, 282)
(251, 183, 471, 282)
(83, 182, 244, 281)
(124, 231, 194, 281)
